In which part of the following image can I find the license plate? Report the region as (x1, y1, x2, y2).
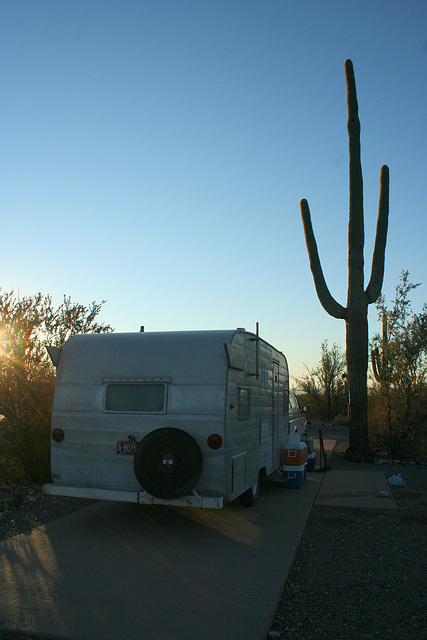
(117, 441, 138, 454)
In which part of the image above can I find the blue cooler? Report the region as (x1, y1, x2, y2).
(306, 452, 316, 472)
(301, 433, 314, 454)
(282, 463, 306, 489)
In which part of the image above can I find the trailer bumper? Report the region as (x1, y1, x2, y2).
(43, 483, 224, 509)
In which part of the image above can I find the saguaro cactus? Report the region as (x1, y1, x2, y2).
(371, 312, 390, 390)
(371, 312, 393, 444)
(300, 59, 389, 459)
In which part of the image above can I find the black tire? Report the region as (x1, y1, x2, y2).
(239, 472, 260, 507)
(134, 428, 203, 499)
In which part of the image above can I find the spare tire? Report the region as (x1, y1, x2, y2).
(134, 428, 203, 499)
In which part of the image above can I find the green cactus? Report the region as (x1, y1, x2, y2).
(371, 346, 385, 385)
(371, 311, 393, 446)
(371, 312, 390, 389)
(300, 59, 389, 459)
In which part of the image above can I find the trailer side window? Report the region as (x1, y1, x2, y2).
(105, 383, 165, 412)
(289, 392, 300, 413)
(261, 368, 269, 388)
(238, 386, 250, 420)
(283, 388, 289, 414)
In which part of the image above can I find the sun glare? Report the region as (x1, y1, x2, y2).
(0, 326, 26, 361)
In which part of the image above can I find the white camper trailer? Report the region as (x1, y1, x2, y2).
(44, 328, 296, 508)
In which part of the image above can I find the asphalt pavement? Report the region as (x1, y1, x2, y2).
(0, 434, 395, 640)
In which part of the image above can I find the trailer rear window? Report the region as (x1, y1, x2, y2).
(105, 383, 165, 413)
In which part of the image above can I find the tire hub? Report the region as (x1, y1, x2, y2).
(162, 451, 177, 471)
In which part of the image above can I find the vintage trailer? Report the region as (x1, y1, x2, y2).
(44, 328, 294, 508)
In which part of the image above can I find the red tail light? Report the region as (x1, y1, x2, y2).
(52, 428, 65, 443)
(207, 434, 223, 450)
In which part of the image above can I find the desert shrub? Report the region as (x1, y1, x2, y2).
(369, 272, 427, 460)
(369, 386, 427, 459)
(0, 369, 54, 484)
(295, 341, 347, 422)
(0, 290, 112, 484)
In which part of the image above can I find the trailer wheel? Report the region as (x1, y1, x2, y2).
(239, 472, 260, 507)
(134, 428, 203, 499)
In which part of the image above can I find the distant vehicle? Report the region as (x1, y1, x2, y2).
(45, 327, 298, 509)
(289, 390, 310, 434)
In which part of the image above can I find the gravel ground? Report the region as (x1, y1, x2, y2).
(0, 488, 95, 543)
(268, 440, 427, 640)
(1, 437, 426, 640)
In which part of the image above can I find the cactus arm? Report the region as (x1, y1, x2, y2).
(371, 347, 381, 382)
(300, 198, 347, 319)
(365, 165, 390, 303)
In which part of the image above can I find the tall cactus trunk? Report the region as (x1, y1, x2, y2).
(300, 60, 389, 460)
(346, 307, 369, 455)
(345, 58, 370, 457)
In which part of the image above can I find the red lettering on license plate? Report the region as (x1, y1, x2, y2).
(117, 441, 138, 454)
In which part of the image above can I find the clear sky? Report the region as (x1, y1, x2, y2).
(1, 0, 426, 383)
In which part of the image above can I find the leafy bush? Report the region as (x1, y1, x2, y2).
(369, 271, 427, 459)
(368, 385, 427, 459)
(294, 340, 347, 422)
(0, 290, 113, 484)
(332, 413, 349, 427)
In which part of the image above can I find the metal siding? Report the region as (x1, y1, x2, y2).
(52, 384, 103, 412)
(50, 329, 289, 505)
(56, 330, 235, 385)
(225, 330, 289, 499)
(51, 331, 232, 497)
(167, 384, 225, 416)
(51, 413, 226, 494)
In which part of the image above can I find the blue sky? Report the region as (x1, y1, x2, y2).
(1, 0, 426, 382)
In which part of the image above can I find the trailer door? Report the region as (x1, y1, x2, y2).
(272, 362, 279, 466)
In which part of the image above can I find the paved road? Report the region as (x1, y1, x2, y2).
(1, 433, 394, 640)
(306, 422, 349, 442)
(0, 468, 324, 640)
